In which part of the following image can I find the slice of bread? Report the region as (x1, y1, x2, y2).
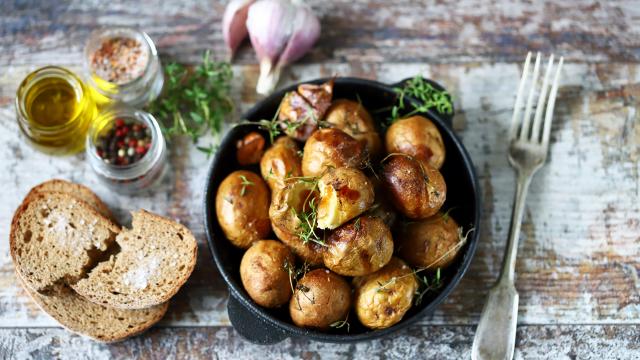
(17, 275, 168, 343)
(72, 210, 197, 309)
(10, 192, 121, 292)
(25, 179, 113, 219)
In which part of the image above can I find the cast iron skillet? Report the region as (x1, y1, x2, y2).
(204, 77, 480, 344)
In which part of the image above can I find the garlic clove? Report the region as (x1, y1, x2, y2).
(222, 0, 255, 59)
(247, 0, 296, 64)
(247, 0, 320, 95)
(276, 2, 320, 68)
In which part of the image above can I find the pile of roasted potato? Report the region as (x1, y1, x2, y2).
(215, 79, 467, 331)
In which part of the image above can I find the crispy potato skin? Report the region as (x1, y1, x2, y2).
(240, 240, 295, 308)
(289, 269, 351, 329)
(278, 80, 334, 141)
(382, 155, 446, 219)
(278, 91, 319, 141)
(301, 128, 366, 177)
(269, 179, 324, 265)
(365, 177, 398, 227)
(323, 216, 393, 276)
(397, 214, 462, 270)
(216, 170, 271, 249)
(236, 131, 266, 165)
(317, 167, 375, 230)
(353, 257, 418, 329)
(260, 137, 303, 191)
(325, 99, 383, 157)
(385, 115, 446, 169)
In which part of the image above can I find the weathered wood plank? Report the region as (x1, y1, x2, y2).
(1, 0, 639, 66)
(2, 325, 640, 359)
(0, 62, 638, 328)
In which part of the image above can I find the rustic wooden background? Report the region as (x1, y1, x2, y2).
(1, 0, 639, 358)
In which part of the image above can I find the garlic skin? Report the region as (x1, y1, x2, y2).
(246, 0, 320, 95)
(222, 0, 255, 59)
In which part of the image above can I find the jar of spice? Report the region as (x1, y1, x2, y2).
(15, 66, 98, 155)
(86, 105, 167, 193)
(84, 28, 164, 107)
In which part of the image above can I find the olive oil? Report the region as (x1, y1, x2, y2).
(26, 78, 80, 127)
(16, 66, 97, 155)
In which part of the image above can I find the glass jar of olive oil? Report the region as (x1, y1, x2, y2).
(16, 66, 98, 155)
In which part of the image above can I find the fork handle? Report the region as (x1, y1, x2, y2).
(472, 169, 534, 360)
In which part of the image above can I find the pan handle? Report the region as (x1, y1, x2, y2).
(390, 77, 455, 127)
(227, 294, 289, 345)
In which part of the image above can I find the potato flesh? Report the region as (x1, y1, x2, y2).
(317, 168, 374, 230)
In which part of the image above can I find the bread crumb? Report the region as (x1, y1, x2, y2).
(122, 257, 160, 290)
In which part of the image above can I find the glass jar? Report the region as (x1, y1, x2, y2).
(86, 105, 167, 193)
(15, 66, 97, 155)
(83, 28, 164, 107)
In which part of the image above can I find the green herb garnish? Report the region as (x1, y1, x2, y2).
(330, 316, 351, 332)
(388, 75, 453, 124)
(239, 175, 254, 196)
(147, 51, 234, 155)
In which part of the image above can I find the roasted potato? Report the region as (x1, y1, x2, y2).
(236, 131, 265, 165)
(325, 99, 383, 157)
(317, 167, 375, 230)
(382, 154, 446, 219)
(278, 80, 334, 141)
(289, 269, 351, 329)
(301, 128, 367, 177)
(353, 257, 418, 329)
(216, 170, 271, 249)
(269, 179, 324, 265)
(260, 136, 303, 191)
(365, 177, 398, 228)
(397, 213, 463, 270)
(386, 115, 446, 169)
(323, 216, 393, 276)
(240, 240, 295, 308)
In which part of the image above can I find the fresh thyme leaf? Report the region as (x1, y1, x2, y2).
(147, 51, 233, 154)
(354, 217, 361, 231)
(330, 316, 351, 332)
(239, 175, 254, 196)
(196, 143, 219, 158)
(387, 75, 453, 124)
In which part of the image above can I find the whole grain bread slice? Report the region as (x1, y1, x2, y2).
(10, 192, 121, 292)
(17, 274, 168, 343)
(25, 179, 113, 219)
(72, 210, 197, 309)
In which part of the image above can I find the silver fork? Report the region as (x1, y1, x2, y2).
(471, 52, 563, 360)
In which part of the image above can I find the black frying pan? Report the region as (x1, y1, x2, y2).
(203, 77, 481, 344)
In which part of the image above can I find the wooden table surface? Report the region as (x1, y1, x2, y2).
(1, 0, 639, 358)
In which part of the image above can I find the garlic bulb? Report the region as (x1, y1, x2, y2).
(222, 0, 255, 59)
(246, 0, 320, 95)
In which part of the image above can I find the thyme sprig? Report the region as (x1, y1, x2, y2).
(387, 75, 453, 124)
(147, 51, 234, 156)
(415, 268, 442, 305)
(330, 315, 351, 332)
(238, 175, 254, 196)
(283, 260, 310, 295)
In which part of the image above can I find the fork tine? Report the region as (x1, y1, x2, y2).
(530, 55, 554, 142)
(508, 52, 532, 140)
(519, 52, 541, 140)
(541, 57, 563, 148)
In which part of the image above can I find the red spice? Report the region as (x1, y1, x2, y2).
(96, 118, 151, 166)
(89, 37, 149, 85)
